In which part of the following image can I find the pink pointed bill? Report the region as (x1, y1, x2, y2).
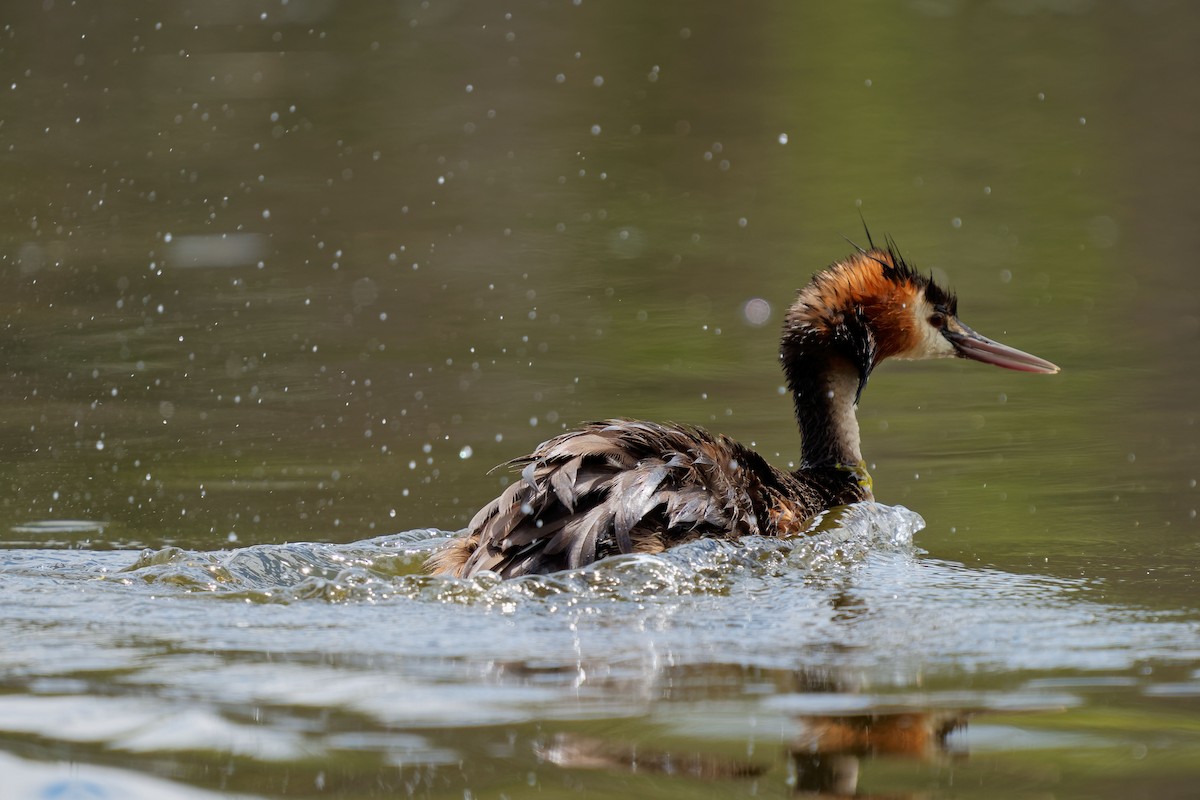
(945, 325, 1060, 374)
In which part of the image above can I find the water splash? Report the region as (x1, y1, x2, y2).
(109, 503, 924, 606)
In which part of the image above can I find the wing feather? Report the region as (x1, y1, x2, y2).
(549, 455, 584, 511)
(611, 463, 669, 554)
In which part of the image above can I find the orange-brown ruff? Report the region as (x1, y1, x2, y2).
(428, 241, 1059, 578)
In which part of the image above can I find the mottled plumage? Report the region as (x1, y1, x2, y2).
(428, 241, 1058, 579)
(426, 420, 869, 578)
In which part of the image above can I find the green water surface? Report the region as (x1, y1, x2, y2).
(1, 2, 1198, 798)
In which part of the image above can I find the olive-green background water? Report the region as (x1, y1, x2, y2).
(1, 2, 1198, 798)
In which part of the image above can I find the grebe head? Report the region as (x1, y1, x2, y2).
(782, 240, 1059, 401)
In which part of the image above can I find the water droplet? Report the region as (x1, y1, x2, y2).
(742, 298, 771, 326)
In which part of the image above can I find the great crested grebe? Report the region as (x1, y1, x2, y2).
(428, 238, 1059, 579)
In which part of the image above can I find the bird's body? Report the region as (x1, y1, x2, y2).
(426, 419, 871, 578)
(427, 239, 1058, 579)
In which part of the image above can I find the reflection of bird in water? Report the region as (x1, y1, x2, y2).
(535, 710, 970, 798)
(429, 236, 1058, 578)
(791, 711, 969, 797)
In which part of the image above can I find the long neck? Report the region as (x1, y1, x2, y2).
(784, 351, 863, 468)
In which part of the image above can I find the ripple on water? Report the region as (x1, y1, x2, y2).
(0, 750, 257, 800)
(1, 502, 1198, 785)
(108, 502, 925, 607)
(10, 520, 109, 535)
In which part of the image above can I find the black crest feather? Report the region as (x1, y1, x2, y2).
(850, 224, 958, 315)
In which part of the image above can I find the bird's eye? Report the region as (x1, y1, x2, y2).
(929, 313, 946, 329)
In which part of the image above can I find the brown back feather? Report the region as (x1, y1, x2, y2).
(426, 419, 864, 579)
